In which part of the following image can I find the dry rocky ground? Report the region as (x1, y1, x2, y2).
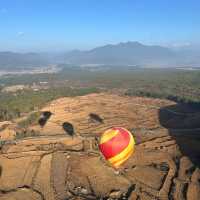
(0, 93, 200, 200)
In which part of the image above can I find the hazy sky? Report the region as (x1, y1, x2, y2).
(0, 0, 199, 51)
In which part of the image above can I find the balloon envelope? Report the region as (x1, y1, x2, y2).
(99, 127, 135, 168)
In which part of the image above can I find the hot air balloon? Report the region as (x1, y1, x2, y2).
(99, 127, 135, 168)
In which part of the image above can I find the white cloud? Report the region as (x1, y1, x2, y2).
(0, 8, 7, 14)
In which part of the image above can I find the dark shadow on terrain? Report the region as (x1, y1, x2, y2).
(159, 103, 200, 167)
(89, 113, 104, 123)
(38, 111, 52, 127)
(62, 122, 75, 136)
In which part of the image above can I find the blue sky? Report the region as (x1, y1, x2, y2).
(0, 0, 200, 51)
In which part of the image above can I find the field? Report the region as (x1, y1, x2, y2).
(1, 67, 200, 200)
(0, 66, 200, 121)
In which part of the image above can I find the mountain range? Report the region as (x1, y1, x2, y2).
(0, 52, 49, 70)
(0, 42, 199, 69)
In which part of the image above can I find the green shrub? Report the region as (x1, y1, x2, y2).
(17, 111, 41, 128)
(15, 129, 39, 140)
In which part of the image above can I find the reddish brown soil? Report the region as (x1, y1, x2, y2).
(0, 93, 199, 200)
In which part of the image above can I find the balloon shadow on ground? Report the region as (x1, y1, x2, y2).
(62, 122, 75, 137)
(38, 111, 52, 127)
(159, 102, 200, 168)
(89, 113, 104, 124)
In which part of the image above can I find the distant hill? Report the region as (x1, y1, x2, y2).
(63, 42, 174, 66)
(63, 42, 200, 67)
(0, 42, 199, 69)
(0, 52, 49, 70)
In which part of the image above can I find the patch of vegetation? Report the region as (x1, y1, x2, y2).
(0, 108, 20, 121)
(15, 129, 40, 140)
(0, 140, 16, 149)
(0, 87, 99, 121)
(0, 140, 6, 149)
(17, 111, 41, 128)
(1, 67, 200, 122)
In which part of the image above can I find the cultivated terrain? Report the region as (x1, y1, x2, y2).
(0, 93, 199, 200)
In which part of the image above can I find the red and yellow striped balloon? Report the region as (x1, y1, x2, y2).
(99, 127, 135, 168)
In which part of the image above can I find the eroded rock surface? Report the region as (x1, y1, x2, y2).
(0, 93, 199, 200)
